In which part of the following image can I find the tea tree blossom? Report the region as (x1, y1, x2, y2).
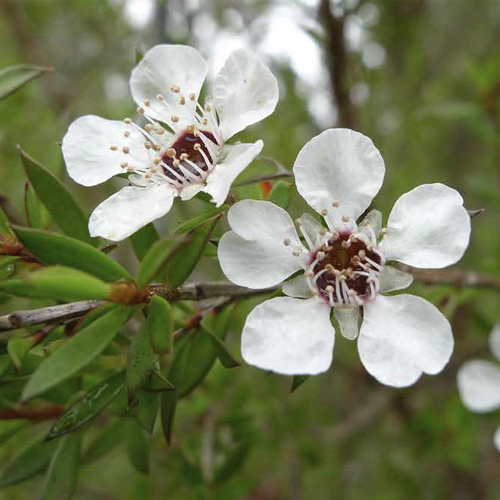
(457, 324, 500, 451)
(218, 128, 471, 387)
(62, 45, 278, 241)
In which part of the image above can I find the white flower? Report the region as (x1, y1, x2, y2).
(218, 128, 471, 387)
(62, 45, 279, 241)
(457, 324, 500, 452)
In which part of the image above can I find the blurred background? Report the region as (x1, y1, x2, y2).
(1, 0, 500, 498)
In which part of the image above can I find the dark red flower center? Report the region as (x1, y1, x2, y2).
(310, 232, 383, 305)
(161, 131, 216, 181)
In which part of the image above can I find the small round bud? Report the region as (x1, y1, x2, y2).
(283, 238, 291, 246)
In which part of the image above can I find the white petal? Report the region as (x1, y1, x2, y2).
(379, 266, 414, 293)
(293, 129, 385, 231)
(179, 183, 204, 201)
(218, 200, 305, 288)
(282, 273, 313, 299)
(358, 294, 453, 387)
(214, 49, 279, 140)
(493, 426, 500, 453)
(203, 141, 263, 206)
(89, 184, 175, 242)
(457, 360, 500, 413)
(380, 184, 471, 268)
(298, 213, 326, 250)
(241, 297, 334, 375)
(358, 209, 383, 243)
(130, 45, 207, 124)
(335, 307, 360, 340)
(489, 324, 500, 362)
(62, 116, 151, 187)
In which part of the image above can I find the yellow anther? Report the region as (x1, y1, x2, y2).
(122, 147, 130, 154)
(110, 146, 118, 151)
(166, 148, 176, 158)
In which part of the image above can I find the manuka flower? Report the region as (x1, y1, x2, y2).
(457, 324, 500, 451)
(62, 45, 278, 241)
(218, 128, 471, 387)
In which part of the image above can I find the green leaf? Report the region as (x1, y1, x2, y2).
(14, 226, 132, 282)
(7, 336, 32, 370)
(169, 304, 235, 397)
(127, 323, 155, 404)
(133, 389, 160, 434)
(135, 235, 188, 289)
(47, 371, 126, 440)
(82, 419, 124, 464)
(42, 433, 81, 500)
(160, 390, 177, 446)
(24, 182, 45, 229)
(0, 64, 52, 101)
(267, 181, 292, 209)
(127, 420, 150, 474)
(0, 423, 29, 447)
(143, 370, 175, 392)
(19, 147, 94, 245)
(174, 205, 229, 235)
(0, 204, 16, 240)
(290, 375, 309, 393)
(0, 266, 112, 301)
(147, 295, 173, 355)
(0, 434, 57, 487)
(130, 223, 159, 261)
(165, 215, 221, 289)
(0, 256, 18, 270)
(202, 328, 241, 369)
(22, 305, 130, 401)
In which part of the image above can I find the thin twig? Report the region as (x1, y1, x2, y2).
(0, 300, 106, 332)
(0, 266, 499, 333)
(234, 172, 293, 188)
(0, 405, 65, 421)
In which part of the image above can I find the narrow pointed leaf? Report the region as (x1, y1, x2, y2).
(47, 371, 126, 440)
(143, 370, 175, 392)
(127, 420, 150, 474)
(19, 147, 94, 244)
(82, 419, 124, 464)
(160, 390, 177, 446)
(0, 64, 52, 101)
(0, 423, 29, 447)
(14, 226, 132, 282)
(0, 266, 112, 301)
(0, 256, 18, 270)
(42, 433, 81, 500)
(267, 181, 292, 209)
(169, 304, 235, 396)
(22, 305, 130, 401)
(202, 328, 240, 368)
(0, 204, 15, 239)
(24, 182, 45, 229)
(0, 434, 57, 487)
(166, 215, 221, 289)
(7, 336, 32, 370)
(135, 235, 188, 289)
(127, 323, 155, 404)
(175, 205, 229, 235)
(133, 389, 160, 434)
(147, 295, 173, 355)
(130, 223, 159, 261)
(290, 375, 309, 393)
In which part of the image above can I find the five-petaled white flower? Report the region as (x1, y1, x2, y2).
(457, 324, 500, 451)
(218, 128, 471, 387)
(62, 45, 279, 241)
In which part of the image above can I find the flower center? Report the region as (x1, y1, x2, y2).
(306, 232, 384, 307)
(160, 131, 215, 182)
